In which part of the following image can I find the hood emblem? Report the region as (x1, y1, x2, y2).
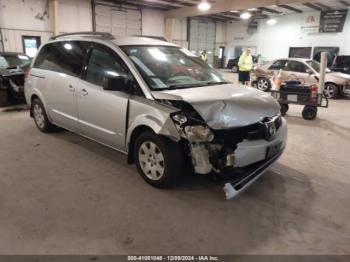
(263, 118, 277, 140)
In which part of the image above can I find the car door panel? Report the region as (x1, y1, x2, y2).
(77, 45, 131, 151)
(43, 71, 79, 132)
(77, 80, 129, 151)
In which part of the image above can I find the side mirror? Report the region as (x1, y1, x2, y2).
(103, 75, 130, 91)
(306, 68, 313, 75)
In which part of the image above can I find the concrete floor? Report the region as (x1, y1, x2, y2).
(0, 78, 350, 254)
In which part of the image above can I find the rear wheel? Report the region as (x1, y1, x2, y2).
(302, 106, 317, 120)
(231, 65, 238, 73)
(324, 83, 339, 99)
(257, 78, 271, 91)
(0, 90, 8, 107)
(135, 131, 185, 188)
(31, 98, 56, 132)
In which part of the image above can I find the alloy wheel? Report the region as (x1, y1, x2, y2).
(257, 79, 270, 91)
(138, 141, 165, 181)
(324, 85, 335, 98)
(33, 104, 45, 129)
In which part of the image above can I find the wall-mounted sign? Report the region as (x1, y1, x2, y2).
(319, 9, 348, 33)
(301, 13, 320, 33)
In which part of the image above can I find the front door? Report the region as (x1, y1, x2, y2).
(77, 45, 131, 151)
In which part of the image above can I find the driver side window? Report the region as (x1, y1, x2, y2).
(86, 46, 129, 87)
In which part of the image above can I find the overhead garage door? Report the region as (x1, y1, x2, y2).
(189, 18, 216, 64)
(94, 1, 141, 36)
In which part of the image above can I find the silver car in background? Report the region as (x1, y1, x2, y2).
(25, 32, 287, 198)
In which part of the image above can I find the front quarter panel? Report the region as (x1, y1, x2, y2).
(127, 96, 180, 149)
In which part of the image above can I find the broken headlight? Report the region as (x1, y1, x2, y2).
(171, 112, 213, 142)
(184, 125, 214, 142)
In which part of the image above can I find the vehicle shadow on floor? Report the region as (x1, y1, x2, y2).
(285, 115, 350, 141)
(50, 129, 317, 253)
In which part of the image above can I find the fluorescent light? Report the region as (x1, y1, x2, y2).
(248, 8, 258, 11)
(198, 1, 211, 11)
(267, 18, 277, 25)
(240, 12, 252, 19)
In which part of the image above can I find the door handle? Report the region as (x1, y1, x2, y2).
(81, 89, 88, 96)
(68, 85, 75, 92)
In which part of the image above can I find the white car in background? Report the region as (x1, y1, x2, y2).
(252, 58, 350, 99)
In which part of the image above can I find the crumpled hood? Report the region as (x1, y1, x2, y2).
(152, 84, 280, 129)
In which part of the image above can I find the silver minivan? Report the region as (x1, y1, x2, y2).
(25, 32, 287, 198)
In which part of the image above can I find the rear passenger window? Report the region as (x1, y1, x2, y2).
(85, 46, 129, 87)
(34, 41, 90, 77)
(269, 60, 287, 70)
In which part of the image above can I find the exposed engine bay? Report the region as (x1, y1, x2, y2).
(160, 99, 282, 175)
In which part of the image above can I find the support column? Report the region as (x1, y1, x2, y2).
(165, 18, 173, 42)
(50, 0, 59, 36)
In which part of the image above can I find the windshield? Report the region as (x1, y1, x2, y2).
(122, 46, 227, 90)
(0, 54, 31, 69)
(306, 60, 331, 73)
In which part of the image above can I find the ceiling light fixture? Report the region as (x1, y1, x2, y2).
(198, 0, 211, 11)
(267, 18, 277, 25)
(240, 12, 252, 19)
(248, 8, 258, 11)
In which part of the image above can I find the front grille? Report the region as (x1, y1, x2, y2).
(213, 115, 282, 148)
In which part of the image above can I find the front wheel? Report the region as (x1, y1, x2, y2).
(256, 78, 271, 91)
(134, 132, 185, 188)
(324, 83, 339, 99)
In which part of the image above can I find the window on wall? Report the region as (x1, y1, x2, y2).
(22, 36, 41, 58)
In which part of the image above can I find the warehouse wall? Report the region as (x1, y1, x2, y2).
(226, 10, 350, 61)
(0, 0, 92, 53)
(142, 9, 165, 37)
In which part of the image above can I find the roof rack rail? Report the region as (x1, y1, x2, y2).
(50, 32, 115, 40)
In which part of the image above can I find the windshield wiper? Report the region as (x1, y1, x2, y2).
(205, 81, 230, 86)
(167, 81, 229, 90)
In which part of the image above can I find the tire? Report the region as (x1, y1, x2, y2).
(0, 89, 8, 107)
(31, 98, 56, 132)
(302, 106, 317, 120)
(280, 104, 289, 116)
(257, 78, 271, 91)
(134, 131, 185, 188)
(231, 65, 238, 73)
(324, 83, 339, 99)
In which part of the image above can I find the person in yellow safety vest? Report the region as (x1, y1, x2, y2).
(238, 48, 253, 85)
(200, 50, 208, 62)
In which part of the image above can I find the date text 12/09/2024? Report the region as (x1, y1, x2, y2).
(127, 256, 220, 261)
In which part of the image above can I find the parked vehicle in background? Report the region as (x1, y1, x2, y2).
(251, 58, 350, 99)
(331, 55, 350, 75)
(0, 52, 31, 106)
(227, 55, 258, 73)
(25, 33, 287, 198)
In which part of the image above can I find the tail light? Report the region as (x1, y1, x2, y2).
(24, 67, 31, 82)
(310, 84, 317, 102)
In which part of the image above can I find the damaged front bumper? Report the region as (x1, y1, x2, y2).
(223, 146, 284, 200)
